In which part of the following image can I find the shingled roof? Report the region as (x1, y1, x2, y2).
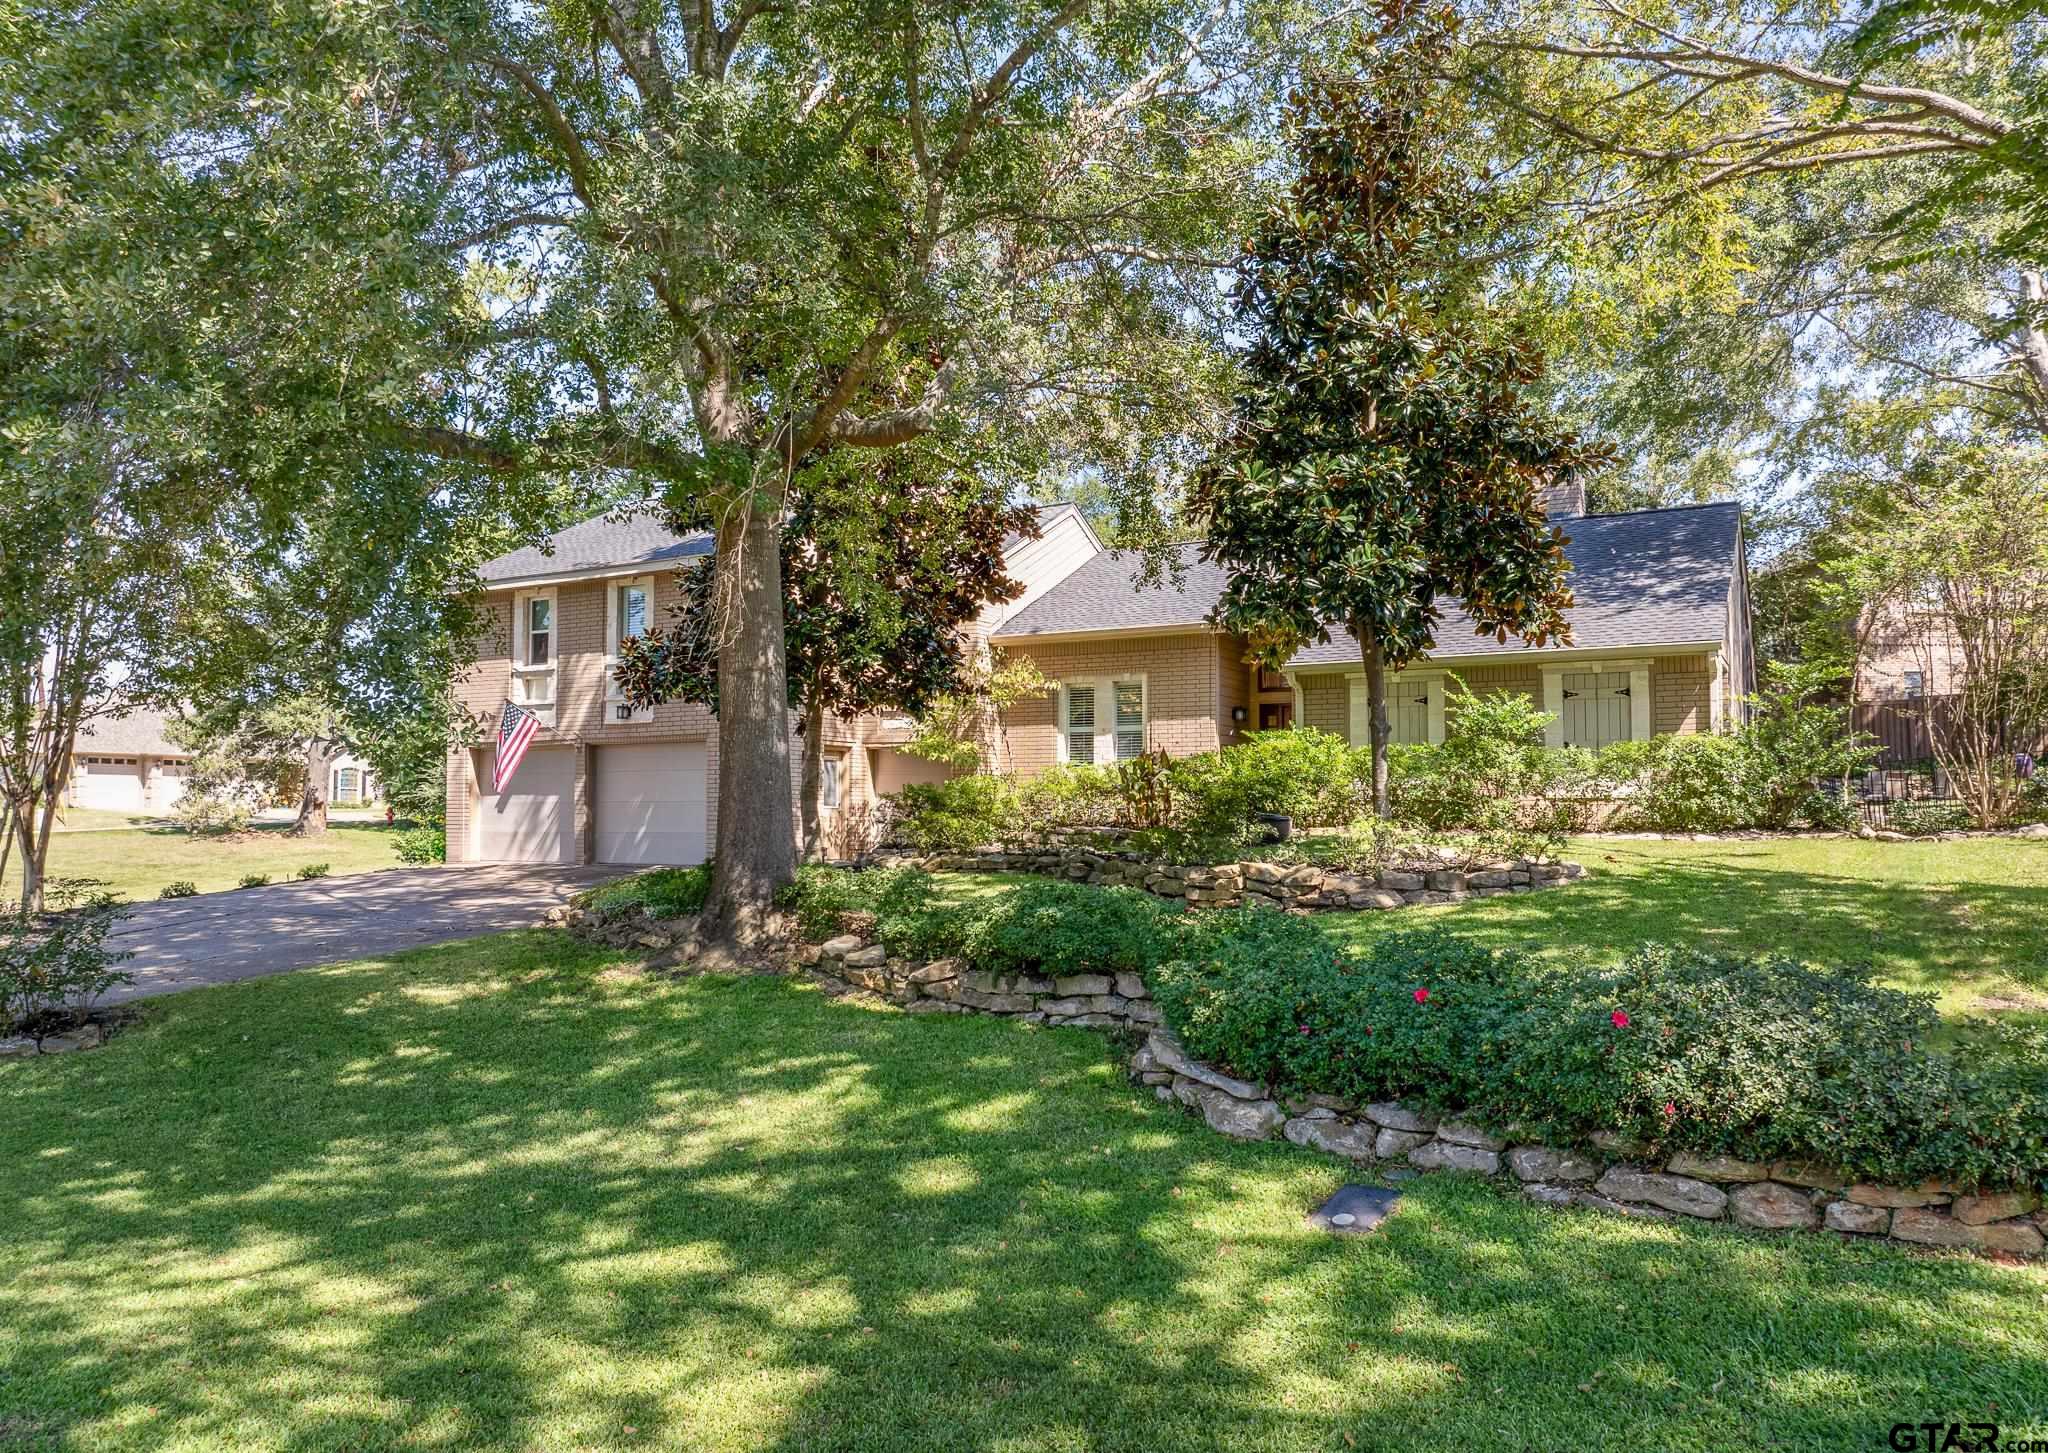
(478, 509, 712, 585)
(74, 708, 186, 757)
(993, 501, 1743, 663)
(995, 541, 1230, 637)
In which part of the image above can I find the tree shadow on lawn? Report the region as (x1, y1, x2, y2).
(2, 933, 2045, 1452)
(1321, 844, 2048, 1024)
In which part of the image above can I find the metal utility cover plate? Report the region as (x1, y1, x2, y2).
(1308, 1184, 1402, 1235)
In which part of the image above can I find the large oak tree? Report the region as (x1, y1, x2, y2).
(5, 0, 1351, 942)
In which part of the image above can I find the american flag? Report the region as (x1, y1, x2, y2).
(492, 701, 542, 792)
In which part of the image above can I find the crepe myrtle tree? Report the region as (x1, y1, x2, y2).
(615, 442, 1035, 860)
(1193, 5, 1607, 817)
(6, 0, 1357, 945)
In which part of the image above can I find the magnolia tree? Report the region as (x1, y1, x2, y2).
(1193, 7, 1607, 817)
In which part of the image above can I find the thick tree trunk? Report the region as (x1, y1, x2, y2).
(703, 490, 798, 945)
(1359, 623, 1393, 818)
(2021, 270, 2048, 434)
(799, 696, 825, 862)
(293, 737, 335, 836)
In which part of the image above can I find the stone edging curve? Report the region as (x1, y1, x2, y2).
(791, 934, 2046, 1262)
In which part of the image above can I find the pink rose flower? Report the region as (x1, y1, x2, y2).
(1413, 987, 1430, 1004)
(1611, 1010, 1630, 1029)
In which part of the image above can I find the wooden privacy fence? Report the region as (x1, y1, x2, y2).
(1852, 696, 1957, 769)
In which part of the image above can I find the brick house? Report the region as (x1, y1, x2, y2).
(447, 489, 1754, 864)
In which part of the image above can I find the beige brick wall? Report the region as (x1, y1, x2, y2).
(999, 633, 1230, 774)
(448, 572, 719, 862)
(1217, 635, 1253, 746)
(1652, 653, 1712, 736)
(1298, 672, 1349, 737)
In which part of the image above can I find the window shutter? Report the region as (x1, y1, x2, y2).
(1114, 682, 1144, 760)
(1066, 686, 1096, 764)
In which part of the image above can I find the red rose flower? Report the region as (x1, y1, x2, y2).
(1413, 987, 1430, 1004)
(1611, 1010, 1630, 1029)
(1661, 1101, 1678, 1119)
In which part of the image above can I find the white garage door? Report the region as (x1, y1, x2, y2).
(73, 756, 146, 812)
(471, 746, 576, 863)
(154, 761, 190, 809)
(594, 742, 709, 866)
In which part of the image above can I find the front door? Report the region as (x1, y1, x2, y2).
(1258, 702, 1293, 731)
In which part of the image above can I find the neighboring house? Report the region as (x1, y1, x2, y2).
(447, 488, 1754, 865)
(66, 709, 193, 814)
(446, 505, 1104, 865)
(1852, 597, 1963, 702)
(327, 759, 380, 807)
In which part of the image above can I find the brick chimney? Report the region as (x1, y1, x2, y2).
(1540, 477, 1586, 518)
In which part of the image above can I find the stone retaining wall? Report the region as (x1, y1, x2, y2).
(799, 934, 2046, 1261)
(871, 847, 1586, 913)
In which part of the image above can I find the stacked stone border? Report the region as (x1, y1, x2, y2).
(871, 847, 1586, 912)
(784, 933, 2045, 1262)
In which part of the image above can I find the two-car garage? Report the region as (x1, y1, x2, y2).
(468, 741, 709, 867)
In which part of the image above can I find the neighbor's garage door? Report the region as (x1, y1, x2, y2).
(73, 756, 146, 812)
(593, 742, 708, 866)
(471, 745, 576, 862)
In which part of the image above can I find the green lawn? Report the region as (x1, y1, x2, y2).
(4, 931, 2046, 1452)
(43, 822, 407, 901)
(1311, 836, 2048, 1034)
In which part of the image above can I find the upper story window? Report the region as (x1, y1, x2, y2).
(1903, 670, 1926, 699)
(511, 589, 558, 724)
(616, 580, 649, 647)
(524, 596, 552, 666)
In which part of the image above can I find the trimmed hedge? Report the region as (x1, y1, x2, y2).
(1152, 920, 2048, 1190)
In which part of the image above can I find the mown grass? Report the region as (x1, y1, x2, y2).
(42, 822, 407, 901)
(2, 928, 2045, 1451)
(1314, 836, 2048, 1033)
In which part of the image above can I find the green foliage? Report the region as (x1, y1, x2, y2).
(170, 792, 253, 835)
(158, 881, 198, 900)
(782, 868, 1189, 980)
(1598, 735, 1754, 833)
(1154, 926, 2048, 1189)
(890, 776, 1019, 854)
(1887, 800, 1975, 837)
(236, 874, 271, 890)
(1192, 10, 1604, 812)
(1387, 684, 1595, 857)
(391, 827, 447, 865)
(0, 879, 133, 1033)
(295, 863, 330, 882)
(1169, 730, 1358, 841)
(576, 867, 712, 925)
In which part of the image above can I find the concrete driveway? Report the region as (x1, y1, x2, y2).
(105, 864, 616, 1003)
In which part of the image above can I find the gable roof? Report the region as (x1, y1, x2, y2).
(992, 501, 1744, 664)
(478, 509, 712, 586)
(75, 707, 186, 757)
(479, 500, 1082, 588)
(995, 541, 1230, 638)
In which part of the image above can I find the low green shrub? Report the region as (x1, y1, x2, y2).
(577, 866, 712, 923)
(158, 881, 198, 900)
(296, 863, 330, 881)
(892, 775, 1017, 853)
(1386, 684, 1596, 858)
(1, 880, 134, 1035)
(1153, 925, 2048, 1190)
(954, 880, 1188, 981)
(1169, 728, 1357, 840)
(1887, 799, 1974, 837)
(392, 826, 446, 864)
(781, 868, 1190, 976)
(1598, 734, 1752, 832)
(236, 873, 271, 889)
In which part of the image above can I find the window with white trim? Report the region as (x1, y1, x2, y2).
(1061, 679, 1146, 764)
(1113, 681, 1145, 761)
(510, 590, 558, 722)
(605, 577, 657, 722)
(821, 753, 844, 810)
(1064, 685, 1097, 765)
